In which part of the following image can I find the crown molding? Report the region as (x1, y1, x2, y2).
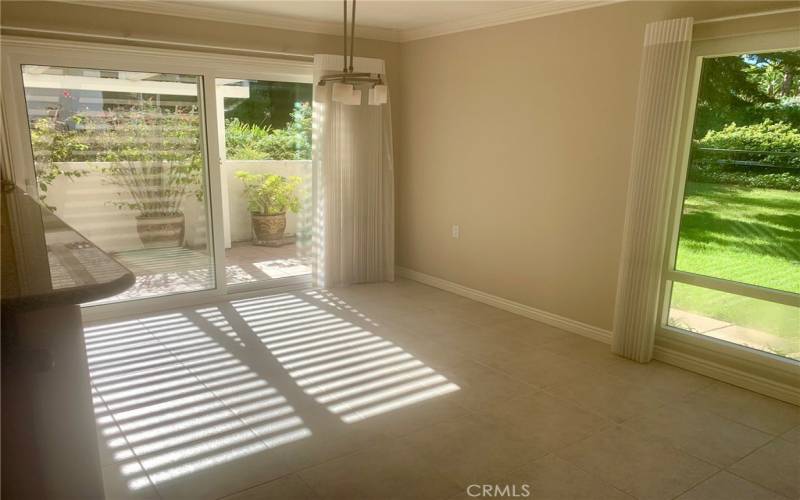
(399, 0, 624, 42)
(55, 1, 625, 44)
(57, 1, 404, 42)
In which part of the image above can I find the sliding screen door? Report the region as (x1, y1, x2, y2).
(19, 66, 215, 304)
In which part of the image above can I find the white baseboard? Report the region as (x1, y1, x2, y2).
(396, 266, 799, 406)
(396, 266, 612, 344)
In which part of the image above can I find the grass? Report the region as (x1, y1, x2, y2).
(671, 182, 799, 340)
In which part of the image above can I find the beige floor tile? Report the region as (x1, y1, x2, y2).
(503, 454, 634, 500)
(222, 474, 319, 500)
(729, 438, 800, 499)
(604, 360, 715, 401)
(431, 327, 540, 365)
(483, 348, 596, 390)
(478, 391, 611, 452)
(347, 392, 470, 438)
(781, 425, 800, 444)
(557, 425, 719, 500)
(385, 309, 478, 337)
(101, 461, 160, 500)
(541, 334, 618, 362)
(299, 439, 461, 500)
(150, 438, 293, 500)
(401, 413, 550, 488)
(483, 318, 572, 346)
(440, 301, 522, 327)
(545, 371, 673, 423)
(87, 281, 795, 500)
(684, 382, 800, 435)
(435, 358, 534, 412)
(270, 417, 391, 472)
(675, 471, 787, 500)
(625, 401, 773, 466)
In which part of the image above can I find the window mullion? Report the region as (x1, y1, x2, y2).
(667, 270, 800, 308)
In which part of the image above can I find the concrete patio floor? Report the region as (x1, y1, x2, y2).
(89, 242, 311, 304)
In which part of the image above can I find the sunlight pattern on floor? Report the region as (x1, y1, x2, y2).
(84, 313, 311, 491)
(230, 291, 460, 424)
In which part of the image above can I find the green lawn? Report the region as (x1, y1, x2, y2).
(671, 182, 799, 340)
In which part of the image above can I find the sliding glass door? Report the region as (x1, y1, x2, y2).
(19, 66, 215, 304)
(3, 38, 315, 312)
(215, 78, 313, 289)
(661, 34, 799, 362)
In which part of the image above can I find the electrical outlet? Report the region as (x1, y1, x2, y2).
(451, 224, 460, 239)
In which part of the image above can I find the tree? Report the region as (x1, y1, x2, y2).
(693, 50, 800, 138)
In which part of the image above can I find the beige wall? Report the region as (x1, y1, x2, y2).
(396, 1, 799, 331)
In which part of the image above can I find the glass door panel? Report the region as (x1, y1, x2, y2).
(20, 65, 214, 304)
(215, 78, 313, 287)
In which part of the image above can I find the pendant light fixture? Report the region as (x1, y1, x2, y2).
(317, 0, 388, 106)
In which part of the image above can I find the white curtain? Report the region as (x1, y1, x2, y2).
(312, 54, 395, 288)
(612, 18, 693, 362)
(0, 98, 15, 183)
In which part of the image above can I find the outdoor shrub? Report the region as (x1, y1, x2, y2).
(76, 103, 204, 217)
(694, 119, 800, 169)
(687, 164, 800, 191)
(235, 171, 302, 215)
(225, 102, 311, 161)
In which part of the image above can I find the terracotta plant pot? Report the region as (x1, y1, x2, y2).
(251, 213, 287, 245)
(135, 213, 185, 249)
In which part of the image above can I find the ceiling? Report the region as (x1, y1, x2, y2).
(186, 1, 533, 31)
(66, 0, 617, 42)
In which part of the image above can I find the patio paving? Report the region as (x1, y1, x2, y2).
(669, 308, 799, 360)
(88, 242, 311, 304)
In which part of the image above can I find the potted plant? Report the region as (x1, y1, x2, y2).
(235, 171, 301, 245)
(80, 103, 204, 248)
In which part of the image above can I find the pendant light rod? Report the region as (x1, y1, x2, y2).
(342, 0, 348, 72)
(319, 0, 385, 91)
(349, 0, 356, 72)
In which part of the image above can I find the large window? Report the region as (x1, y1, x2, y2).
(664, 47, 800, 361)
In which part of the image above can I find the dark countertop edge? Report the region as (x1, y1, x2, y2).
(1, 268, 136, 312)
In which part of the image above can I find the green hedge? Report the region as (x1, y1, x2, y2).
(689, 119, 800, 191)
(695, 120, 800, 169)
(687, 164, 800, 191)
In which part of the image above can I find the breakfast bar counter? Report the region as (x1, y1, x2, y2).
(1, 182, 134, 499)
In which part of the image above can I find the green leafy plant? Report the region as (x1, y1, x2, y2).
(80, 103, 204, 217)
(29, 118, 89, 208)
(225, 102, 311, 161)
(235, 171, 302, 215)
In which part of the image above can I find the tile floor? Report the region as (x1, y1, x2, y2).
(83, 279, 800, 500)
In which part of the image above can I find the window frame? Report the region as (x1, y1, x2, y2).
(657, 29, 800, 377)
(0, 35, 315, 321)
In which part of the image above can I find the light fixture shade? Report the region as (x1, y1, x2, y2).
(332, 83, 353, 104)
(368, 85, 388, 105)
(314, 83, 330, 103)
(347, 88, 362, 105)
